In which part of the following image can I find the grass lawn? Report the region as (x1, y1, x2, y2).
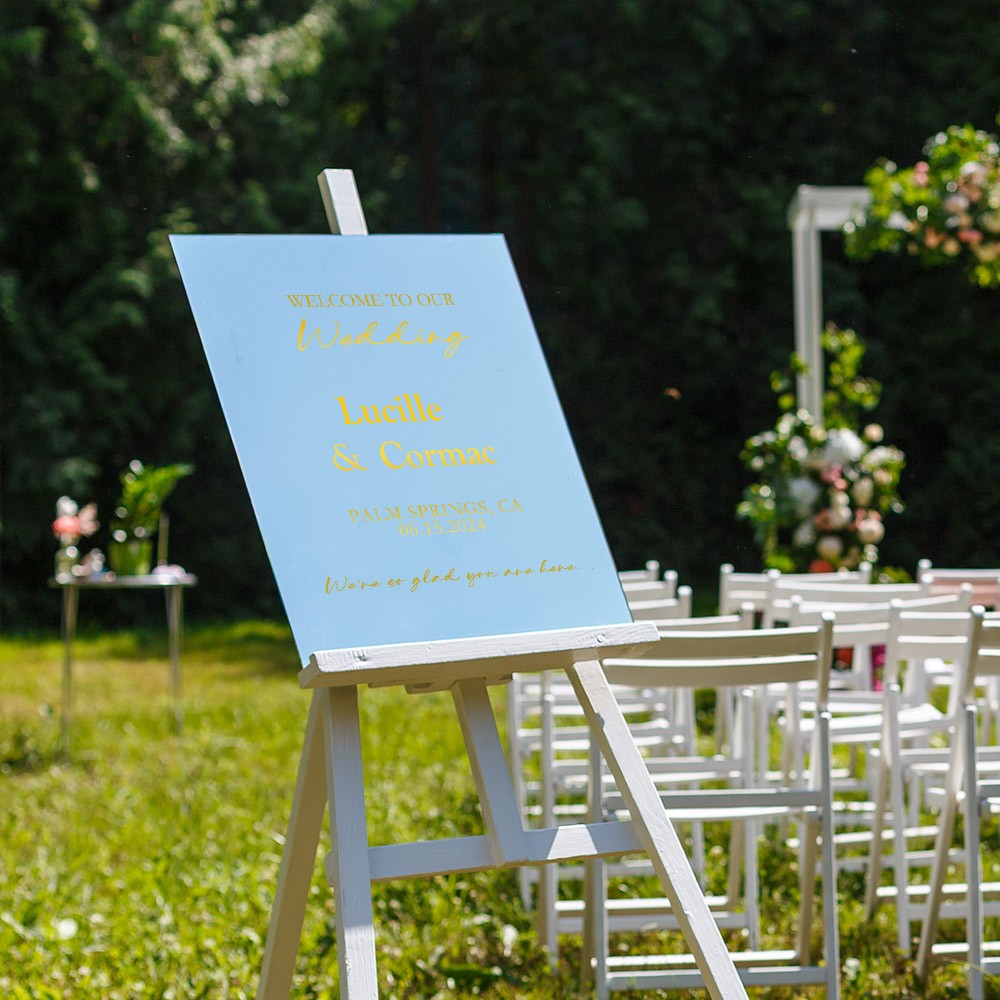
(0, 622, 989, 997)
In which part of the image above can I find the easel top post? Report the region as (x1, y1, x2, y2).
(318, 169, 368, 235)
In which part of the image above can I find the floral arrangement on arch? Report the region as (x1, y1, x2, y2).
(737, 325, 905, 574)
(844, 122, 1000, 288)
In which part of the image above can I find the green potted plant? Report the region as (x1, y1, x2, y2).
(108, 460, 193, 577)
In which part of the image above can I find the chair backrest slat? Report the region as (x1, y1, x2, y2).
(916, 560, 1000, 607)
(621, 570, 678, 598)
(764, 574, 930, 627)
(602, 618, 834, 705)
(618, 559, 661, 584)
(628, 586, 693, 621)
(718, 561, 871, 615)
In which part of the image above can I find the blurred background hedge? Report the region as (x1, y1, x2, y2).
(4, 0, 1000, 627)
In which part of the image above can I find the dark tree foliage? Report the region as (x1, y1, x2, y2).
(3, 0, 1000, 628)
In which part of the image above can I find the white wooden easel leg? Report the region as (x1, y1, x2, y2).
(566, 659, 748, 1000)
(257, 692, 328, 1000)
(322, 686, 379, 999)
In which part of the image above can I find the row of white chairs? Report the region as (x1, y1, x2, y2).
(506, 560, 1000, 997)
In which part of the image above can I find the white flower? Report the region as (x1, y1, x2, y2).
(788, 477, 821, 517)
(823, 428, 864, 466)
(823, 502, 852, 530)
(776, 413, 796, 436)
(851, 477, 875, 507)
(788, 436, 809, 463)
(861, 445, 902, 471)
(55, 917, 78, 940)
(793, 521, 816, 547)
(816, 535, 844, 561)
(863, 423, 884, 443)
(944, 193, 970, 214)
(501, 924, 519, 957)
(857, 517, 885, 544)
(56, 496, 78, 516)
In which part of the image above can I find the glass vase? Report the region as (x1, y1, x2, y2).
(108, 537, 153, 577)
(54, 545, 79, 580)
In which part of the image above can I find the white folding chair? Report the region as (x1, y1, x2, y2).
(718, 562, 871, 617)
(917, 562, 1000, 737)
(913, 609, 1000, 998)
(783, 593, 972, 880)
(863, 604, 988, 958)
(582, 618, 841, 997)
(522, 611, 755, 960)
(508, 665, 682, 923)
(756, 577, 932, 788)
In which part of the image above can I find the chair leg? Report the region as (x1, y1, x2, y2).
(744, 814, 761, 950)
(536, 680, 558, 964)
(887, 733, 912, 955)
(797, 814, 819, 962)
(817, 714, 842, 999)
(582, 736, 609, 997)
(963, 705, 985, 1000)
(863, 748, 888, 919)
(915, 724, 966, 980)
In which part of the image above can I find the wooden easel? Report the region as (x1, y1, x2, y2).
(255, 170, 748, 1000)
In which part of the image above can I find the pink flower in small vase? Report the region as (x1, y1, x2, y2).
(52, 514, 81, 541)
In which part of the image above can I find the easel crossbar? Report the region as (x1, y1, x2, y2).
(361, 821, 644, 882)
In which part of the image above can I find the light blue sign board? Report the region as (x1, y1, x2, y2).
(170, 234, 632, 664)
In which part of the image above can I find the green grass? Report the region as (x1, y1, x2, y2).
(0, 623, 991, 997)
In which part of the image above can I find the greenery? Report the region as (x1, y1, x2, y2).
(738, 327, 905, 573)
(110, 460, 193, 542)
(845, 122, 1000, 288)
(4, 2, 1000, 620)
(0, 623, 990, 997)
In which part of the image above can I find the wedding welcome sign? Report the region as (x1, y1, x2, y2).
(170, 234, 631, 663)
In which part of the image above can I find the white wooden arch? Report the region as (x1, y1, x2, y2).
(787, 185, 872, 422)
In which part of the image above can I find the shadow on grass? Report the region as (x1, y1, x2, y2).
(182, 620, 298, 672)
(0, 722, 65, 775)
(2, 620, 300, 677)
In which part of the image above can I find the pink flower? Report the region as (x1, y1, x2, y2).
(913, 161, 930, 186)
(923, 228, 945, 249)
(53, 514, 81, 539)
(52, 499, 98, 544)
(959, 228, 984, 245)
(813, 508, 838, 531)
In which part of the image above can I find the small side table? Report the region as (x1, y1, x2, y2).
(51, 571, 198, 747)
